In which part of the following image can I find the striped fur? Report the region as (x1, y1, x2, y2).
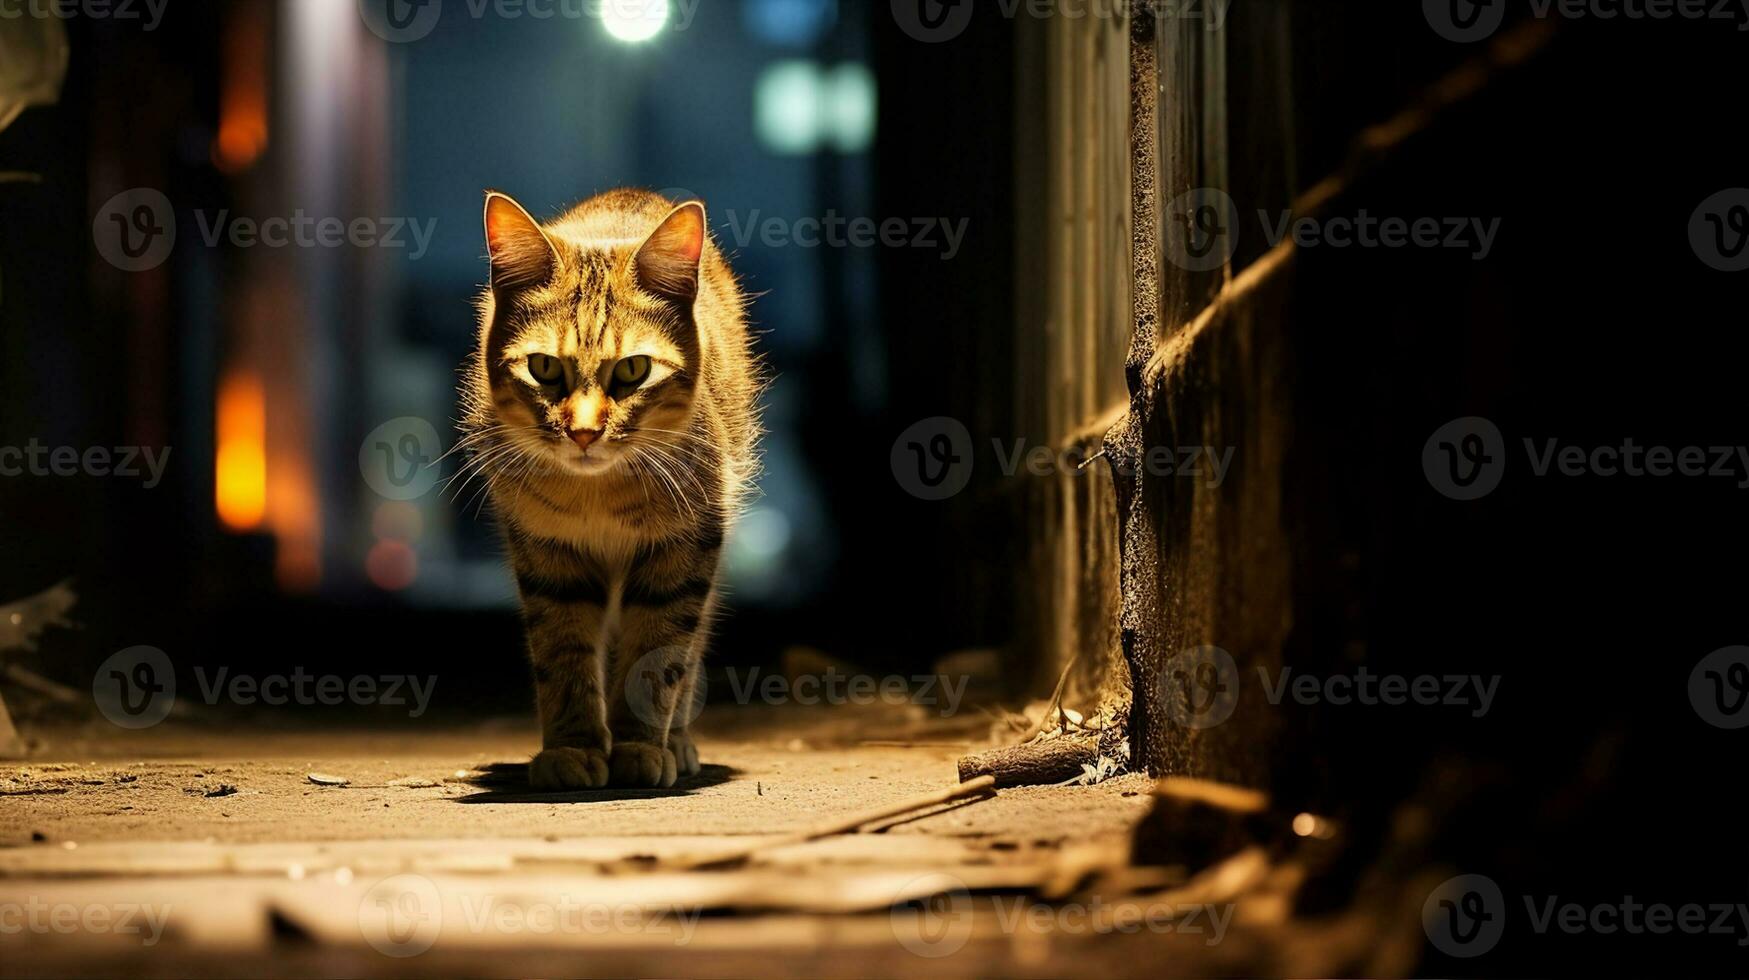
(460, 188, 761, 789)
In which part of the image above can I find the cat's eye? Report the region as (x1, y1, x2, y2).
(611, 355, 652, 391)
(528, 354, 564, 386)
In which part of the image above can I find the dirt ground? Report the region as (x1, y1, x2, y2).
(0, 707, 1183, 977)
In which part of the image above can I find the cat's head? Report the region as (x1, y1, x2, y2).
(478, 191, 706, 477)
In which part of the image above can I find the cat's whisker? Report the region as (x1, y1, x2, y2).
(433, 424, 511, 466)
(445, 438, 528, 504)
(445, 440, 515, 491)
(645, 446, 703, 521)
(632, 447, 695, 521)
(638, 439, 714, 499)
(635, 440, 708, 496)
(629, 424, 722, 449)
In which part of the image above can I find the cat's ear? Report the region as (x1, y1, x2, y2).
(632, 201, 706, 303)
(483, 191, 558, 291)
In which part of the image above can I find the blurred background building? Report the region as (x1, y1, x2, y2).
(1, 0, 1022, 708)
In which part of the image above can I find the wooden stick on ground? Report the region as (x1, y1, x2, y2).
(957, 736, 1100, 788)
(672, 775, 999, 871)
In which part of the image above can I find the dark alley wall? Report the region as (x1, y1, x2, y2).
(1115, 11, 1749, 973)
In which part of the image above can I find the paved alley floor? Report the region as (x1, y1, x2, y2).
(0, 713, 1173, 977)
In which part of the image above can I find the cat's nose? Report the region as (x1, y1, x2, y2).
(568, 428, 602, 452)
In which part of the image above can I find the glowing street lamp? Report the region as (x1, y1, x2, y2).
(600, 0, 669, 43)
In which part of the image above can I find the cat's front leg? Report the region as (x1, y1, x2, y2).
(520, 576, 614, 791)
(606, 569, 715, 788)
(667, 664, 702, 778)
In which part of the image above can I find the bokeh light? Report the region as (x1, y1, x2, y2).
(366, 539, 419, 591)
(753, 60, 822, 155)
(600, 0, 669, 43)
(824, 62, 876, 153)
(743, 0, 837, 48)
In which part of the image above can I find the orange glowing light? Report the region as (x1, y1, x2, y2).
(268, 456, 321, 592)
(213, 5, 269, 173)
(215, 371, 267, 530)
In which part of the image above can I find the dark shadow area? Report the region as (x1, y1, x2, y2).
(454, 761, 738, 804)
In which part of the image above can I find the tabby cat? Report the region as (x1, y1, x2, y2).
(460, 188, 760, 789)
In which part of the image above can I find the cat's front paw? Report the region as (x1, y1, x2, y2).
(609, 742, 677, 788)
(667, 730, 701, 778)
(530, 746, 610, 790)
